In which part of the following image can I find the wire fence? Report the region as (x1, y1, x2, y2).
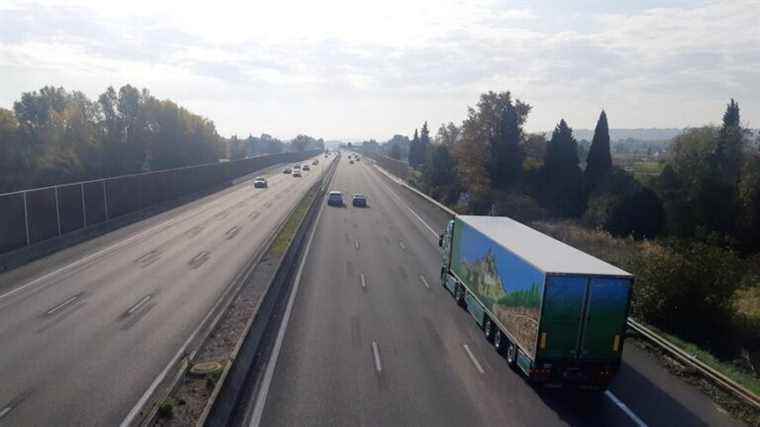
(0, 151, 319, 255)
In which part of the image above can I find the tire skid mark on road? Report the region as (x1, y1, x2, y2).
(263, 200, 273, 209)
(213, 209, 230, 221)
(351, 315, 362, 348)
(184, 224, 205, 239)
(134, 248, 162, 268)
(118, 293, 157, 330)
(346, 260, 355, 277)
(188, 251, 211, 269)
(224, 225, 242, 240)
(398, 265, 408, 280)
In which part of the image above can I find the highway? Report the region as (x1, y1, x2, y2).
(256, 155, 744, 427)
(0, 155, 331, 426)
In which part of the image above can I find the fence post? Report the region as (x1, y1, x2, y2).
(54, 186, 62, 236)
(81, 183, 87, 227)
(103, 180, 109, 220)
(23, 191, 30, 246)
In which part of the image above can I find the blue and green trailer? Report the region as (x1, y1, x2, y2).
(439, 215, 634, 389)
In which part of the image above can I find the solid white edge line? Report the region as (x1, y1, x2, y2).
(419, 275, 430, 289)
(605, 391, 648, 427)
(120, 164, 325, 427)
(407, 207, 438, 238)
(463, 344, 485, 374)
(372, 341, 383, 373)
(249, 194, 326, 427)
(367, 164, 438, 241)
(360, 273, 367, 289)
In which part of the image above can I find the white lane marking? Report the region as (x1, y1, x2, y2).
(407, 207, 437, 238)
(360, 273, 367, 289)
(463, 344, 485, 374)
(605, 391, 648, 427)
(0, 405, 12, 419)
(369, 167, 438, 240)
(249, 196, 326, 427)
(419, 275, 430, 289)
(399, 241, 406, 250)
(46, 294, 80, 315)
(127, 295, 152, 315)
(372, 341, 383, 373)
(354, 240, 360, 250)
(0, 164, 294, 304)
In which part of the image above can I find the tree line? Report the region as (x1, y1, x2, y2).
(0, 85, 324, 193)
(367, 91, 759, 251)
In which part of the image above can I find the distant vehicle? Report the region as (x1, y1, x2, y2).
(293, 170, 302, 177)
(351, 193, 367, 207)
(327, 191, 344, 206)
(253, 177, 268, 188)
(439, 215, 634, 390)
(302, 164, 311, 171)
(349, 160, 354, 164)
(293, 165, 301, 170)
(355, 157, 360, 161)
(313, 160, 319, 165)
(283, 168, 292, 174)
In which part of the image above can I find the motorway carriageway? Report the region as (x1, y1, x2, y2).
(253, 156, 743, 427)
(0, 155, 331, 426)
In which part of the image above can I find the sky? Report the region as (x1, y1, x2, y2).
(1, 0, 758, 140)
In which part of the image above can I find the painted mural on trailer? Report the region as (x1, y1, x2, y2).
(452, 219, 545, 358)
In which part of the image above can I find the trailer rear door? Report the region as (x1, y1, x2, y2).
(580, 277, 632, 360)
(539, 276, 588, 359)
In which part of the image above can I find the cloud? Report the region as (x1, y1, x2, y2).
(0, 0, 758, 138)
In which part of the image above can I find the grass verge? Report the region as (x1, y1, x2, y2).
(270, 188, 317, 257)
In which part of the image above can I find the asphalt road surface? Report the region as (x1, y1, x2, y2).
(0, 155, 331, 426)
(257, 155, 743, 427)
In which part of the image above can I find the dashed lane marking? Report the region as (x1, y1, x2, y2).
(463, 344, 485, 374)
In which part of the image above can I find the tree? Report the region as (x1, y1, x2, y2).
(584, 110, 612, 194)
(436, 122, 460, 146)
(408, 129, 420, 167)
(389, 143, 402, 160)
(455, 91, 531, 211)
(490, 104, 523, 191)
(539, 119, 583, 217)
(421, 143, 460, 205)
(418, 121, 431, 165)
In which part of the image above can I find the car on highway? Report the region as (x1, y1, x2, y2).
(351, 193, 367, 207)
(302, 164, 311, 171)
(312, 159, 319, 165)
(253, 177, 268, 188)
(283, 168, 292, 174)
(293, 170, 302, 177)
(349, 160, 354, 164)
(327, 191, 344, 206)
(293, 164, 301, 170)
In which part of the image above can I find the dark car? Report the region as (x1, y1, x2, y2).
(327, 191, 344, 206)
(253, 177, 268, 188)
(349, 160, 354, 164)
(352, 193, 367, 207)
(302, 164, 311, 171)
(293, 170, 302, 177)
(283, 168, 292, 174)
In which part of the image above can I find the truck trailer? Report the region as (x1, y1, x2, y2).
(439, 215, 634, 389)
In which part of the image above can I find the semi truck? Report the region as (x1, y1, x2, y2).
(439, 215, 634, 389)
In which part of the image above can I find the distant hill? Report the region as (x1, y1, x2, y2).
(571, 128, 683, 142)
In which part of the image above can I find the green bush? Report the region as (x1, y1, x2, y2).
(631, 239, 746, 351)
(492, 192, 547, 223)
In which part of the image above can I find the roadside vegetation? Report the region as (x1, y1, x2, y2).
(360, 91, 760, 398)
(0, 85, 325, 193)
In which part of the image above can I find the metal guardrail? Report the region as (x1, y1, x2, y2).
(627, 318, 760, 410)
(364, 151, 760, 411)
(0, 151, 320, 256)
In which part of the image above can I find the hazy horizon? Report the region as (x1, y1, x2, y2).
(2, 0, 758, 140)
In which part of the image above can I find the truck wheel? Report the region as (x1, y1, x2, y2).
(483, 317, 495, 343)
(455, 285, 467, 309)
(506, 342, 518, 369)
(494, 331, 506, 356)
